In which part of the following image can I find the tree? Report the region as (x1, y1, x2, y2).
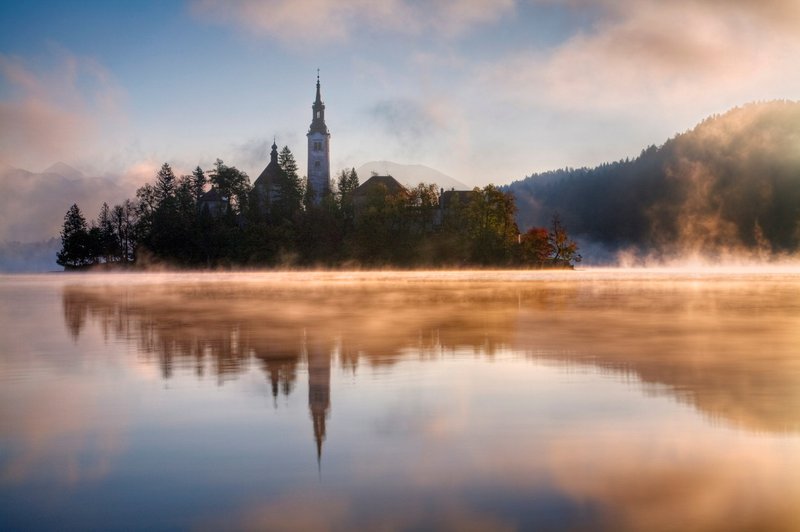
(275, 146, 303, 220)
(467, 185, 519, 264)
(57, 204, 91, 268)
(155, 163, 176, 205)
(111, 202, 136, 263)
(96, 202, 119, 263)
(209, 158, 250, 214)
(337, 168, 359, 225)
(520, 227, 552, 267)
(191, 166, 206, 204)
(548, 213, 581, 267)
(135, 182, 158, 238)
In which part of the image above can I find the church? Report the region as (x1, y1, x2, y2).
(253, 72, 331, 211)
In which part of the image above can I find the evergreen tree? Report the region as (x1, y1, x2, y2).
(96, 202, 119, 263)
(57, 204, 91, 268)
(276, 146, 303, 220)
(191, 166, 206, 204)
(337, 167, 359, 225)
(155, 162, 176, 205)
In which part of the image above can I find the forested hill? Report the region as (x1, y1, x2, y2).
(506, 101, 800, 256)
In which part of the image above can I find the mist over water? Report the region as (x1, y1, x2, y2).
(1, 270, 799, 530)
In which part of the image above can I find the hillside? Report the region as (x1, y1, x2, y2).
(356, 161, 468, 191)
(507, 101, 800, 257)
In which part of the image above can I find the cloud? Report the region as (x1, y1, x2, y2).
(483, 0, 800, 116)
(0, 47, 126, 171)
(190, 0, 514, 45)
(0, 161, 158, 243)
(364, 96, 471, 167)
(368, 98, 445, 150)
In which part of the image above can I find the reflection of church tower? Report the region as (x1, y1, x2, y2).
(307, 338, 331, 466)
(306, 71, 331, 203)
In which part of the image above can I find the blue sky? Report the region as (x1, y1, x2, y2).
(2, 0, 800, 188)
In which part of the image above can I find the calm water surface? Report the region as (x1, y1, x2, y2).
(1, 270, 799, 531)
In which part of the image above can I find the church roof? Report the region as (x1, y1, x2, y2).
(254, 141, 281, 189)
(199, 187, 223, 202)
(354, 175, 408, 197)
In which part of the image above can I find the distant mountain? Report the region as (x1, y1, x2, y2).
(506, 101, 800, 258)
(0, 238, 61, 273)
(0, 162, 131, 243)
(42, 162, 84, 180)
(356, 161, 469, 191)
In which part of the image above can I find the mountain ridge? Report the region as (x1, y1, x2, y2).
(505, 100, 800, 257)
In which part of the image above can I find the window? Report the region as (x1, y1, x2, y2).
(315, 161, 320, 168)
(316, 111, 320, 119)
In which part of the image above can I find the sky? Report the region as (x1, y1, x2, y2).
(2, 0, 800, 189)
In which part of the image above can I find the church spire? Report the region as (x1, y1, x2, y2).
(307, 70, 331, 203)
(309, 70, 327, 135)
(269, 137, 278, 165)
(315, 68, 321, 105)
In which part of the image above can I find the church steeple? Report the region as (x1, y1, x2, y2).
(307, 70, 331, 203)
(309, 70, 328, 135)
(270, 138, 278, 164)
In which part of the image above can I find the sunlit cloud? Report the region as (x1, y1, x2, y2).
(484, 0, 800, 118)
(0, 159, 159, 242)
(0, 47, 127, 171)
(190, 0, 514, 45)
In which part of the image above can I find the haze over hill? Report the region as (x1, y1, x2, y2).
(506, 101, 800, 261)
(356, 161, 468, 191)
(0, 163, 136, 243)
(0, 162, 151, 271)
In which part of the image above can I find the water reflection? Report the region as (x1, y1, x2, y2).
(61, 275, 800, 436)
(2, 272, 800, 530)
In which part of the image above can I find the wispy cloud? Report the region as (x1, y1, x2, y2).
(190, 0, 514, 45)
(364, 96, 470, 166)
(0, 47, 126, 171)
(483, 0, 800, 116)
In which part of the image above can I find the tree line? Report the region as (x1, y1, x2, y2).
(57, 147, 580, 269)
(506, 100, 800, 256)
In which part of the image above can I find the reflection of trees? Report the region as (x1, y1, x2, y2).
(60, 283, 521, 382)
(61, 278, 800, 434)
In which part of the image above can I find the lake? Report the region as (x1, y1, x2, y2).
(1, 270, 799, 531)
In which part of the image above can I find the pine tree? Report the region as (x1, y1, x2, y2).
(155, 162, 176, 205)
(191, 166, 206, 204)
(96, 202, 118, 263)
(57, 204, 91, 268)
(277, 146, 303, 219)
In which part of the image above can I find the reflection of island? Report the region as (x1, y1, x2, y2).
(62, 277, 800, 436)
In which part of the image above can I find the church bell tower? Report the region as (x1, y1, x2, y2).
(307, 71, 331, 203)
